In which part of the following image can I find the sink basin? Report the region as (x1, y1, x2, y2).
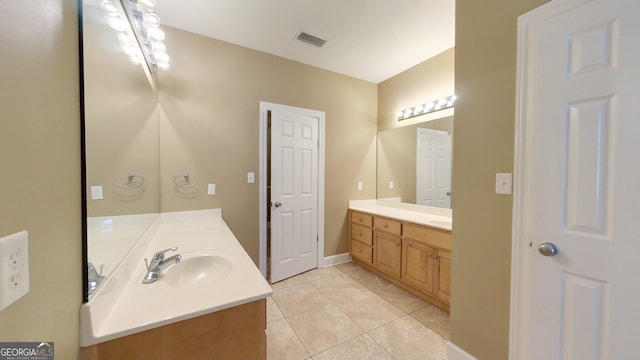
(163, 251, 232, 288)
(427, 220, 452, 229)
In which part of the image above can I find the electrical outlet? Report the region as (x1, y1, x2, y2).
(0, 231, 29, 311)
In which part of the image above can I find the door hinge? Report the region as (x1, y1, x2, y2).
(317, 235, 319, 243)
(528, 240, 533, 248)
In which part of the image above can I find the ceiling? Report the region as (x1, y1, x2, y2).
(154, 0, 455, 84)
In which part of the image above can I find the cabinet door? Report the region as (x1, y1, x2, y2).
(401, 239, 435, 294)
(373, 231, 401, 278)
(434, 249, 451, 303)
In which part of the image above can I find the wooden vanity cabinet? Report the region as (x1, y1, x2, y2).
(373, 217, 402, 278)
(349, 209, 452, 311)
(349, 211, 373, 264)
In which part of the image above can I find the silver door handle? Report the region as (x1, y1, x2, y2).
(538, 242, 559, 257)
(274, 202, 282, 207)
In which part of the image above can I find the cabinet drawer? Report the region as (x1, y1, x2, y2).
(374, 217, 402, 235)
(403, 223, 451, 250)
(351, 211, 373, 227)
(351, 224, 373, 246)
(350, 240, 372, 263)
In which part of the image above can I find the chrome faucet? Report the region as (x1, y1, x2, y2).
(142, 247, 182, 284)
(87, 262, 105, 295)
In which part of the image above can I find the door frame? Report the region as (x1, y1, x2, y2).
(510, 0, 580, 357)
(258, 101, 325, 278)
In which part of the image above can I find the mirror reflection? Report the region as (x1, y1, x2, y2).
(376, 116, 453, 208)
(83, 0, 160, 298)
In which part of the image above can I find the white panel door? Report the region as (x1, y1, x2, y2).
(416, 128, 451, 208)
(270, 108, 319, 283)
(512, 0, 640, 359)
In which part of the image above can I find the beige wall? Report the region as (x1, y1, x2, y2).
(377, 48, 455, 132)
(452, 0, 551, 359)
(0, 0, 82, 359)
(158, 27, 378, 262)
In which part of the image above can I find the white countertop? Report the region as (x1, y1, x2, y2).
(349, 199, 452, 231)
(80, 209, 273, 346)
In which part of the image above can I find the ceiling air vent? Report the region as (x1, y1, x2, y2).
(297, 32, 326, 47)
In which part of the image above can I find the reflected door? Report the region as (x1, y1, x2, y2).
(416, 128, 451, 208)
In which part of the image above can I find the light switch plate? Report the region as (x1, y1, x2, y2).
(495, 173, 513, 195)
(389, 181, 394, 190)
(207, 183, 216, 195)
(0, 231, 29, 311)
(247, 172, 255, 184)
(357, 181, 363, 191)
(90, 186, 103, 200)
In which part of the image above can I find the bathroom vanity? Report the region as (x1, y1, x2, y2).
(80, 209, 272, 360)
(348, 199, 452, 311)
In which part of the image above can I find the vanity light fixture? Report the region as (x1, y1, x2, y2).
(397, 94, 457, 121)
(101, 0, 170, 71)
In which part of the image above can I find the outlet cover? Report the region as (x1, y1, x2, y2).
(0, 231, 29, 311)
(495, 173, 513, 195)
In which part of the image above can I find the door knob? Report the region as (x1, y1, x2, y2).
(538, 242, 559, 257)
(274, 202, 282, 207)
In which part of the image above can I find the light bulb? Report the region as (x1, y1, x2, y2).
(154, 52, 169, 63)
(425, 102, 435, 110)
(403, 109, 413, 118)
(130, 54, 142, 65)
(147, 28, 165, 41)
(450, 95, 457, 102)
(122, 43, 138, 56)
(101, 0, 118, 14)
(414, 105, 424, 113)
(446, 100, 454, 107)
(150, 41, 166, 53)
(143, 12, 161, 28)
(108, 16, 127, 32)
(397, 111, 404, 118)
(438, 98, 447, 106)
(138, 0, 157, 8)
(117, 33, 133, 44)
(158, 62, 170, 71)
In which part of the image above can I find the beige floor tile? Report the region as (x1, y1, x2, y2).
(346, 267, 392, 290)
(306, 271, 368, 301)
(333, 261, 362, 274)
(270, 274, 310, 290)
(267, 296, 285, 323)
(370, 282, 428, 313)
(335, 291, 405, 331)
(287, 303, 364, 356)
(368, 316, 447, 360)
(409, 305, 450, 340)
(272, 283, 331, 316)
(267, 318, 310, 360)
(312, 334, 393, 360)
(301, 266, 342, 282)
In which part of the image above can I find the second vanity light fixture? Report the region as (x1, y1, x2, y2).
(101, 0, 170, 71)
(397, 94, 457, 121)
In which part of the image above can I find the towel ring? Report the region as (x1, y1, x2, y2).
(114, 172, 145, 189)
(173, 172, 197, 188)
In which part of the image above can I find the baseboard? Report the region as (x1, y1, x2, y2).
(323, 252, 352, 267)
(447, 342, 478, 360)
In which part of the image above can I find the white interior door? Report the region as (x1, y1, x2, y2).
(511, 0, 640, 359)
(269, 107, 319, 283)
(416, 128, 451, 208)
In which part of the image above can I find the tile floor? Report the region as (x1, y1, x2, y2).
(266, 262, 449, 360)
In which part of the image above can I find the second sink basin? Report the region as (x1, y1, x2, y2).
(163, 250, 232, 288)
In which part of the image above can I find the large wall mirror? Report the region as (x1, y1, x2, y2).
(376, 116, 453, 208)
(82, 0, 160, 300)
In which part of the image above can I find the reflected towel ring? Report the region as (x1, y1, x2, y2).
(173, 172, 197, 188)
(114, 172, 145, 189)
